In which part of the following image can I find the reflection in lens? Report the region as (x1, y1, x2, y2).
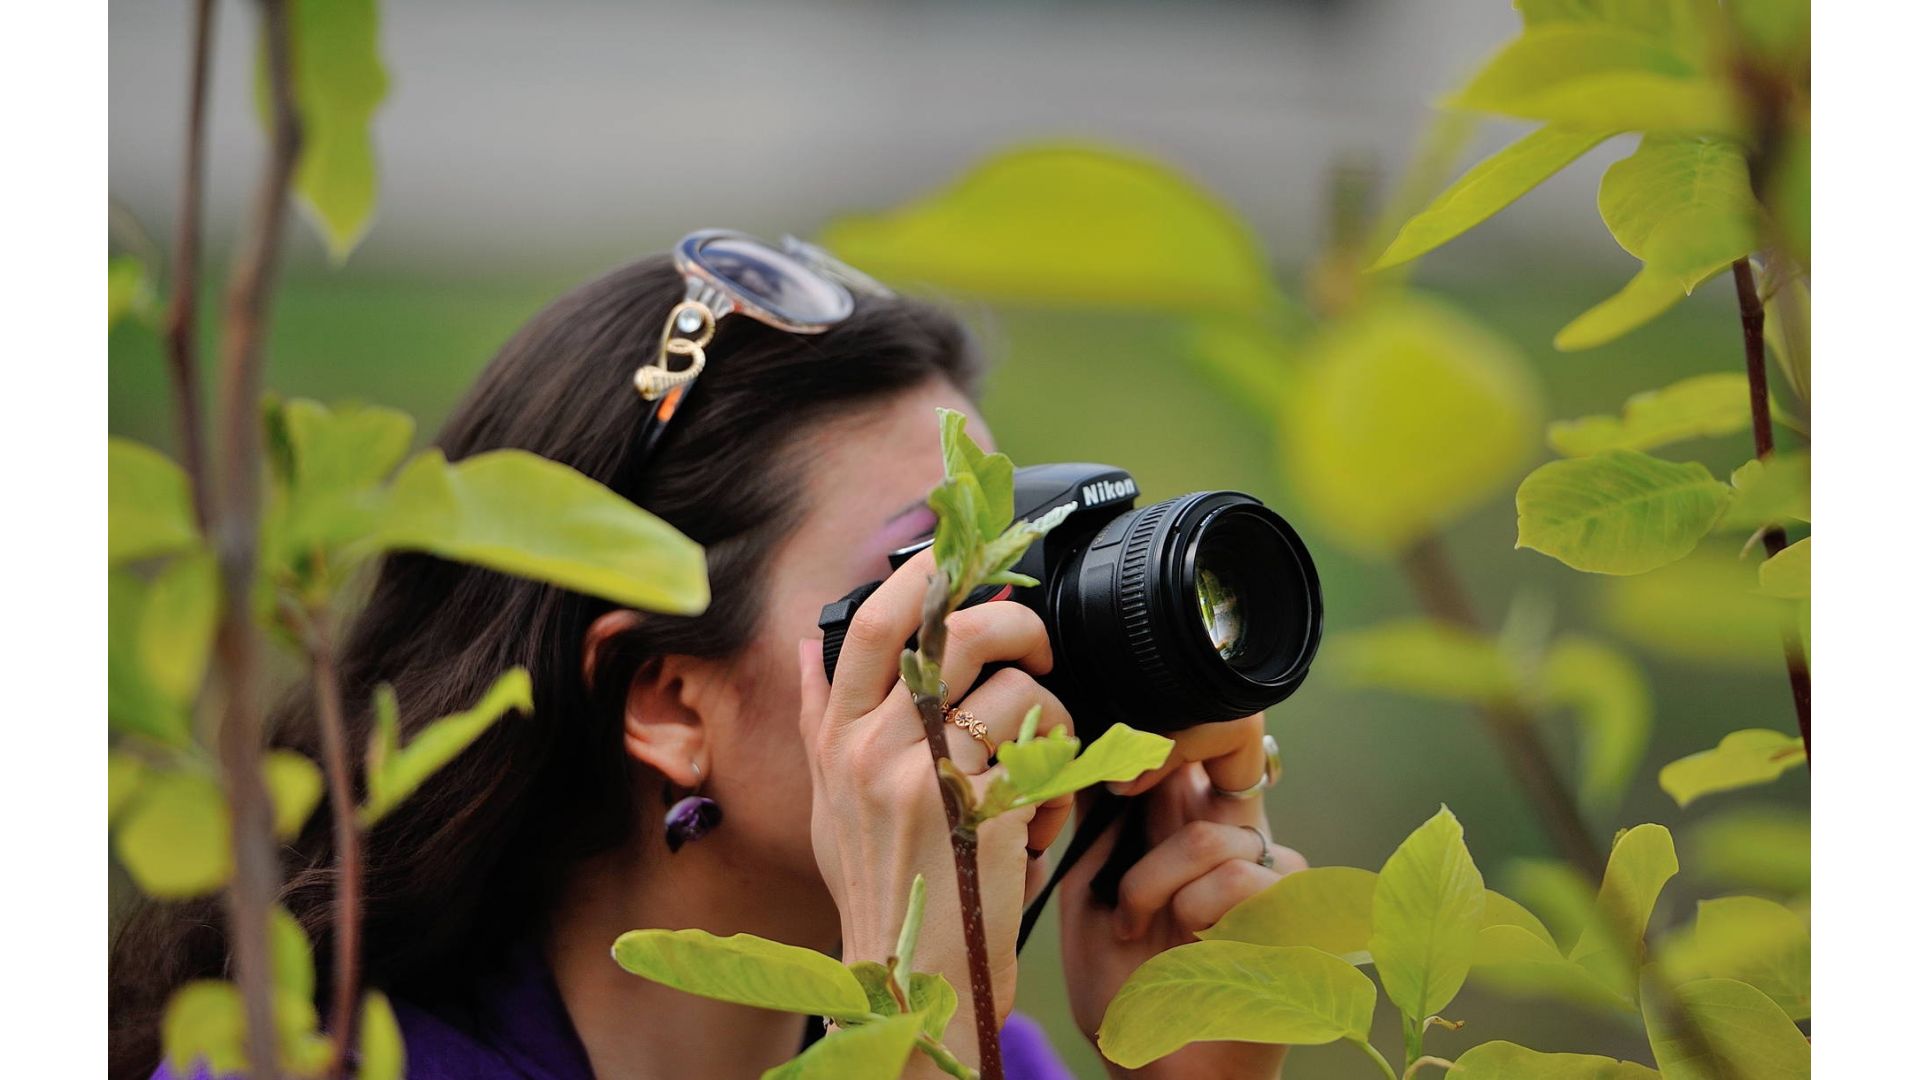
(1196, 564, 1245, 662)
(698, 237, 852, 325)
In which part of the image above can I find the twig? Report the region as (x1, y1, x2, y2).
(1349, 1036, 1400, 1080)
(1731, 257, 1813, 758)
(1404, 1055, 1456, 1079)
(914, 1033, 982, 1080)
(209, 1, 303, 1074)
(162, 0, 216, 528)
(302, 612, 364, 1076)
(1400, 534, 1607, 880)
(910, 573, 1004, 1080)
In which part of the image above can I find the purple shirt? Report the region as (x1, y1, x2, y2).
(156, 950, 1071, 1080)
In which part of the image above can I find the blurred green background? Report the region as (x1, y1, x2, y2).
(110, 1, 1807, 1075)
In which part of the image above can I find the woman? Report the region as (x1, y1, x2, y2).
(111, 234, 1306, 1079)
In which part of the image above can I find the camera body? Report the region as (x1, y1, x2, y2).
(818, 463, 1323, 739)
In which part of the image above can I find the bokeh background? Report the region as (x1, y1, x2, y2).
(110, 2, 1808, 1075)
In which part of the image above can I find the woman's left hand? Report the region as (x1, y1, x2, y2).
(1057, 714, 1307, 1080)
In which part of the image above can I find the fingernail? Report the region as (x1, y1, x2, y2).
(1105, 781, 1131, 796)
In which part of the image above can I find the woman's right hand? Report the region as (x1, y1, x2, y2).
(796, 548, 1075, 1053)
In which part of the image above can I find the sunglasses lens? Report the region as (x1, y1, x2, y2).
(697, 236, 854, 325)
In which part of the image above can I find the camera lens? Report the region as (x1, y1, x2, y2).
(1049, 491, 1322, 732)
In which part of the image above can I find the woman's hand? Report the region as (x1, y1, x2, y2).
(796, 549, 1074, 1063)
(1058, 715, 1307, 1080)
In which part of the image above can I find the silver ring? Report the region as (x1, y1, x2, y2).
(1211, 734, 1281, 800)
(1239, 825, 1274, 870)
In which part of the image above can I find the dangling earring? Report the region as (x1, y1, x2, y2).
(663, 760, 722, 853)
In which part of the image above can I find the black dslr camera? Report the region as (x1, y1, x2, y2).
(818, 463, 1323, 739)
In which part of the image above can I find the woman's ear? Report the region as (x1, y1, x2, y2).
(582, 610, 720, 790)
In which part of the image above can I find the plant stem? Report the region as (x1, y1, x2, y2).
(304, 614, 363, 1077)
(1349, 1036, 1400, 1080)
(1400, 1012, 1423, 1071)
(209, 2, 302, 1074)
(1400, 535, 1608, 880)
(162, 0, 216, 529)
(1731, 257, 1813, 758)
(915, 1034, 982, 1080)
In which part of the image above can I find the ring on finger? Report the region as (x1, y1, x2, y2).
(1211, 734, 1283, 800)
(1238, 824, 1275, 870)
(944, 704, 993, 751)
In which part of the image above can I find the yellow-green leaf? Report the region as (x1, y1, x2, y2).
(1548, 374, 1754, 456)
(161, 980, 249, 1078)
(1516, 450, 1729, 574)
(285, 0, 389, 261)
(611, 928, 868, 1017)
(1554, 266, 1694, 350)
(819, 144, 1277, 316)
(1097, 942, 1375, 1068)
(1373, 126, 1613, 270)
(1757, 538, 1809, 599)
(1323, 618, 1518, 703)
(362, 668, 532, 826)
(110, 254, 154, 329)
(1471, 923, 1632, 1012)
(1644, 977, 1811, 1080)
(1686, 806, 1808, 896)
(1601, 547, 1787, 668)
(109, 752, 148, 823)
(110, 571, 192, 746)
(1661, 896, 1809, 1020)
(762, 1012, 921, 1080)
(1538, 635, 1651, 812)
(1659, 729, 1806, 808)
(1451, 26, 1738, 135)
(138, 550, 220, 707)
(379, 449, 708, 614)
(1514, 0, 1708, 56)
(1199, 866, 1379, 962)
(266, 749, 325, 839)
(1450, 1039, 1659, 1079)
(1722, 453, 1810, 529)
(115, 771, 230, 899)
(1569, 824, 1677, 997)
(270, 904, 315, 1002)
(1283, 293, 1542, 553)
(1019, 724, 1171, 806)
(848, 963, 959, 1040)
(1369, 806, 1485, 1020)
(359, 989, 406, 1080)
(1498, 859, 1595, 950)
(110, 438, 199, 567)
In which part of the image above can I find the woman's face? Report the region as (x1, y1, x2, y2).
(707, 378, 993, 902)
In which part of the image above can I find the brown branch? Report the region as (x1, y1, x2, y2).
(1731, 258, 1812, 758)
(209, 2, 303, 1075)
(1400, 534, 1607, 881)
(304, 614, 363, 1077)
(912, 573, 1004, 1080)
(163, 0, 216, 529)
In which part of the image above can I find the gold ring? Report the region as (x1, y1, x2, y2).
(944, 705, 991, 749)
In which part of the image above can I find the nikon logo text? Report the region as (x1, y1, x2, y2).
(1081, 477, 1138, 507)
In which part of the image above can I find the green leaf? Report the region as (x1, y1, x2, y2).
(1757, 538, 1809, 599)
(1722, 453, 1810, 529)
(110, 254, 154, 329)
(1538, 635, 1651, 813)
(1450, 1039, 1659, 1079)
(937, 407, 1013, 536)
(109, 752, 148, 823)
(269, 905, 315, 1002)
(1515, 450, 1729, 574)
(1199, 866, 1378, 962)
(138, 551, 220, 707)
(1283, 293, 1542, 553)
(1601, 547, 1789, 668)
(359, 989, 406, 1080)
(161, 980, 249, 1077)
(110, 438, 199, 567)
(1499, 859, 1596, 950)
(1768, 125, 1810, 268)
(110, 572, 192, 746)
(1659, 729, 1806, 808)
(1686, 805, 1808, 895)
(1644, 977, 1811, 1080)
(281, 398, 415, 496)
(1661, 896, 1809, 1020)
(611, 928, 869, 1017)
(115, 770, 230, 899)
(1369, 806, 1485, 1020)
(984, 724, 1172, 820)
(1450, 26, 1739, 135)
(379, 449, 708, 614)
(818, 144, 1279, 316)
(762, 1012, 922, 1080)
(1548, 374, 1754, 456)
(362, 667, 532, 826)
(1372, 126, 1614, 270)
(285, 0, 389, 261)
(1557, 136, 1760, 349)
(1323, 618, 1518, 703)
(1471, 923, 1633, 1012)
(1482, 888, 1557, 947)
(1763, 272, 1811, 405)
(1569, 823, 1677, 997)
(848, 963, 959, 1040)
(1097, 942, 1376, 1068)
(265, 749, 325, 839)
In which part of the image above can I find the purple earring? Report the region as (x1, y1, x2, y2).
(663, 760, 722, 853)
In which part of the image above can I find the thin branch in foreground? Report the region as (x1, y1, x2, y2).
(301, 612, 364, 1077)
(1731, 257, 1813, 758)
(162, 0, 217, 528)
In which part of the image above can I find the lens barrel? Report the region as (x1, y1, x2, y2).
(1048, 491, 1322, 731)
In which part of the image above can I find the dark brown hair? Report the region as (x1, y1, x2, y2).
(110, 254, 983, 1078)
